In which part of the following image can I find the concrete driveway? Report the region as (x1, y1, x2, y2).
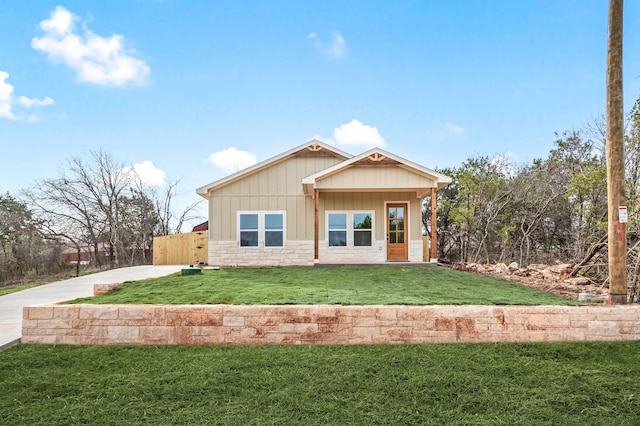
(0, 265, 182, 350)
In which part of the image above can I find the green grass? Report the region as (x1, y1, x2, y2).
(1, 342, 639, 425)
(72, 266, 578, 305)
(0, 280, 48, 297)
(0, 267, 102, 297)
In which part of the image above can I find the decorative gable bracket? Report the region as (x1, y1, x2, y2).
(368, 152, 386, 162)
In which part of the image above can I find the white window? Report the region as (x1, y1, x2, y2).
(327, 211, 373, 247)
(353, 213, 372, 246)
(264, 213, 284, 247)
(239, 212, 285, 248)
(239, 213, 259, 247)
(328, 213, 347, 247)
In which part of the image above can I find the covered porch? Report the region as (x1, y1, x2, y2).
(301, 148, 452, 264)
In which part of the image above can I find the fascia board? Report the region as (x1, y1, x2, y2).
(196, 139, 352, 196)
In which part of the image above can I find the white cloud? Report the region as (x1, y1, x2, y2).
(207, 147, 257, 175)
(327, 32, 348, 58)
(445, 123, 464, 136)
(122, 161, 166, 187)
(0, 71, 55, 120)
(0, 71, 16, 119)
(40, 5, 74, 35)
(310, 31, 348, 58)
(31, 6, 150, 87)
(133, 161, 166, 186)
(333, 119, 386, 149)
(17, 96, 55, 108)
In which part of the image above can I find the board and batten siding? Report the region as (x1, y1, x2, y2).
(320, 192, 421, 241)
(209, 155, 344, 241)
(315, 165, 435, 191)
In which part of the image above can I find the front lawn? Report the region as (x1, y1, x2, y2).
(1, 342, 639, 424)
(0, 267, 103, 297)
(0, 280, 48, 297)
(72, 266, 578, 305)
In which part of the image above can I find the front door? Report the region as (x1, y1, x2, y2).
(387, 203, 408, 261)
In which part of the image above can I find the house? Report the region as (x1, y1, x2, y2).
(60, 243, 109, 265)
(192, 221, 209, 232)
(196, 140, 451, 266)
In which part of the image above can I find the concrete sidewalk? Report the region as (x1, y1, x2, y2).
(0, 265, 182, 350)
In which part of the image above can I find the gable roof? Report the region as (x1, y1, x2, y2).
(192, 221, 209, 232)
(301, 147, 452, 196)
(196, 139, 352, 197)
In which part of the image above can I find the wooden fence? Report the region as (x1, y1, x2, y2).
(152, 232, 208, 265)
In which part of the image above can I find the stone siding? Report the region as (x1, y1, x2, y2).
(22, 304, 640, 346)
(318, 241, 386, 264)
(409, 240, 423, 262)
(208, 240, 315, 266)
(209, 239, 424, 266)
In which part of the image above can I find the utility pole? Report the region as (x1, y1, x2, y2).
(606, 0, 627, 304)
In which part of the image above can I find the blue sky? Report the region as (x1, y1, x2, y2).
(1, 1, 639, 224)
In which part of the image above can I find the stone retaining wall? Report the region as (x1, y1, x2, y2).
(21, 304, 640, 346)
(94, 283, 124, 296)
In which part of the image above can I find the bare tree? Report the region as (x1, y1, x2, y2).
(24, 150, 130, 269)
(154, 180, 203, 235)
(24, 149, 207, 271)
(67, 150, 131, 267)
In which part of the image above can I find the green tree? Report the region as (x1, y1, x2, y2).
(450, 155, 513, 263)
(0, 193, 49, 282)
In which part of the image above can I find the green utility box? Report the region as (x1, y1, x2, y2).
(181, 267, 202, 276)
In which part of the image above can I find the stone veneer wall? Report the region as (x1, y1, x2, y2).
(318, 240, 423, 264)
(208, 240, 315, 267)
(409, 240, 423, 262)
(22, 304, 640, 346)
(208, 238, 425, 266)
(318, 241, 385, 263)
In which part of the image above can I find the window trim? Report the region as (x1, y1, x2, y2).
(353, 212, 373, 247)
(264, 213, 284, 247)
(326, 211, 374, 248)
(328, 213, 347, 247)
(238, 211, 285, 248)
(239, 213, 259, 247)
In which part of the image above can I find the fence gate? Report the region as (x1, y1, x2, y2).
(152, 232, 208, 265)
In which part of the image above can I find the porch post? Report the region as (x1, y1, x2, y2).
(430, 187, 438, 262)
(314, 188, 319, 263)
